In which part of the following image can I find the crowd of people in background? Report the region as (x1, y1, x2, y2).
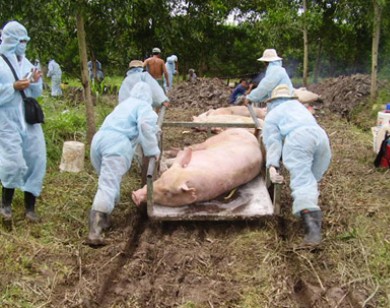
(0, 20, 331, 248)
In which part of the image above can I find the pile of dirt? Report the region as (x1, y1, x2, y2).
(168, 77, 232, 110)
(307, 74, 378, 119)
(169, 74, 382, 121)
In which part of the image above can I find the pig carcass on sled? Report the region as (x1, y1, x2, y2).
(132, 128, 276, 220)
(198, 105, 266, 119)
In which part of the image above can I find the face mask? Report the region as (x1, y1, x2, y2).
(15, 42, 27, 56)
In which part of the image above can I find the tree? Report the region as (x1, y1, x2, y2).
(370, 0, 385, 103)
(76, 10, 95, 144)
(302, 0, 309, 86)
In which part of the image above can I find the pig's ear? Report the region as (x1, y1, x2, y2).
(177, 147, 192, 168)
(180, 183, 197, 201)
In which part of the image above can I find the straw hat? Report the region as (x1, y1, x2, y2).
(266, 84, 297, 103)
(129, 60, 144, 68)
(257, 49, 282, 62)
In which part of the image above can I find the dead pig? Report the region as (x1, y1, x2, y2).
(197, 105, 266, 119)
(132, 128, 263, 207)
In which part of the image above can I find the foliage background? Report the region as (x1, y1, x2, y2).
(1, 0, 389, 82)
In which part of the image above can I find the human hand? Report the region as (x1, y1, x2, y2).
(31, 68, 42, 83)
(269, 166, 284, 184)
(242, 97, 250, 106)
(163, 101, 170, 108)
(13, 79, 30, 91)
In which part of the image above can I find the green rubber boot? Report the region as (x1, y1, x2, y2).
(0, 187, 14, 221)
(301, 210, 323, 245)
(87, 210, 109, 247)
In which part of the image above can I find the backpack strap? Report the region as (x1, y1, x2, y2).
(1, 54, 27, 99)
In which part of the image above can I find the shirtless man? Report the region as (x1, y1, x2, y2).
(144, 47, 169, 92)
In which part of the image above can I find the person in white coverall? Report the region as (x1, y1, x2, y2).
(0, 21, 45, 222)
(119, 60, 170, 171)
(87, 81, 161, 246)
(244, 49, 293, 106)
(164, 55, 178, 92)
(261, 84, 332, 245)
(119, 60, 169, 109)
(47, 59, 62, 96)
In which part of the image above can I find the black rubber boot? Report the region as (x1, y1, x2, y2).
(24, 192, 40, 222)
(301, 210, 323, 245)
(87, 210, 109, 247)
(0, 187, 15, 221)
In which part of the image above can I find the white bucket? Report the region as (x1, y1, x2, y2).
(59, 141, 85, 172)
(372, 125, 390, 153)
(377, 111, 390, 126)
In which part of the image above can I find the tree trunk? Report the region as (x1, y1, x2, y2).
(302, 0, 309, 87)
(313, 39, 322, 84)
(76, 12, 96, 145)
(370, 0, 382, 104)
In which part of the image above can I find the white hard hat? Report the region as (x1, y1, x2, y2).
(152, 47, 161, 53)
(266, 84, 297, 103)
(129, 60, 144, 68)
(257, 49, 282, 62)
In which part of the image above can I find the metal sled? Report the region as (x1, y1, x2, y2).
(142, 105, 281, 221)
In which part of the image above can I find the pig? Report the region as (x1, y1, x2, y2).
(132, 128, 263, 207)
(192, 114, 264, 134)
(198, 105, 266, 119)
(193, 114, 263, 126)
(294, 87, 320, 104)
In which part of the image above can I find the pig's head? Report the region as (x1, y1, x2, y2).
(153, 147, 198, 207)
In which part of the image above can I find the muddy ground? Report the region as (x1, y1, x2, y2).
(1, 76, 389, 307)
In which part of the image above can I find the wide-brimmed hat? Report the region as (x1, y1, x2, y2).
(129, 60, 144, 68)
(152, 47, 161, 53)
(266, 84, 297, 103)
(257, 49, 282, 62)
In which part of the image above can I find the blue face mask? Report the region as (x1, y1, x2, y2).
(15, 42, 27, 56)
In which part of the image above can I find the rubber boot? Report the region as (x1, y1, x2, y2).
(87, 210, 109, 246)
(301, 210, 323, 245)
(24, 192, 40, 222)
(0, 187, 15, 221)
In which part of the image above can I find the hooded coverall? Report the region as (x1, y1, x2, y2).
(90, 81, 161, 214)
(0, 21, 46, 198)
(262, 98, 331, 215)
(165, 55, 177, 92)
(118, 68, 168, 109)
(47, 59, 62, 96)
(247, 60, 293, 104)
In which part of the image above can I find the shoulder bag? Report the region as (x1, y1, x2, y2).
(1, 54, 44, 124)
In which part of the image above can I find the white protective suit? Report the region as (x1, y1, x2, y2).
(47, 59, 62, 96)
(165, 55, 177, 92)
(262, 98, 331, 216)
(90, 81, 161, 214)
(247, 60, 293, 104)
(118, 68, 168, 108)
(0, 21, 46, 196)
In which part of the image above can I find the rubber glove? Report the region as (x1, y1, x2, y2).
(269, 166, 284, 184)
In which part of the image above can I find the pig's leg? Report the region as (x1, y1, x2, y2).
(132, 185, 147, 207)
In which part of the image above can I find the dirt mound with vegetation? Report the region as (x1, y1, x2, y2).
(1, 77, 389, 307)
(169, 74, 385, 122)
(169, 77, 232, 110)
(307, 74, 373, 118)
